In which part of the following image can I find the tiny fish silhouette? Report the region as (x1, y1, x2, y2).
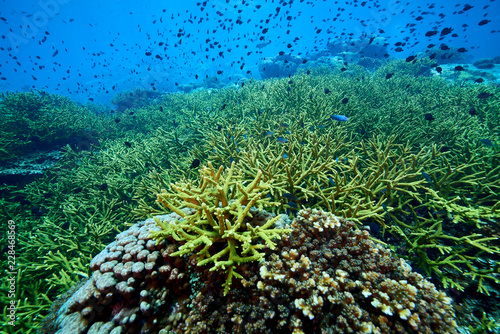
(330, 115, 348, 122)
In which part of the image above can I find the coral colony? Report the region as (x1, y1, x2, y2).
(1, 43, 500, 334)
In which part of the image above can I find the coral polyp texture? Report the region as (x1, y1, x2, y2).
(149, 161, 291, 295)
(182, 208, 457, 334)
(40, 215, 189, 334)
(45, 208, 457, 334)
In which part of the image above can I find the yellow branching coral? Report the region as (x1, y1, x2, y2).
(150, 161, 291, 295)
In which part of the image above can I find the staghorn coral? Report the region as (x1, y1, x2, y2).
(0, 90, 95, 162)
(150, 161, 291, 295)
(3, 63, 500, 333)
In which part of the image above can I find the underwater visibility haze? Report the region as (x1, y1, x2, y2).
(0, 0, 500, 333)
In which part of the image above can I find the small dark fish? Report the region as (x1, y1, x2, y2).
(99, 183, 108, 191)
(463, 4, 473, 11)
(190, 158, 201, 168)
(368, 222, 381, 235)
(479, 139, 494, 147)
(478, 20, 490, 26)
(159, 106, 163, 112)
(425, 30, 438, 37)
(330, 115, 349, 122)
(328, 176, 335, 187)
(440, 146, 450, 153)
(324, 88, 331, 94)
(31, 206, 43, 217)
(440, 27, 453, 36)
(256, 40, 271, 48)
(221, 103, 226, 110)
(341, 98, 349, 104)
(283, 193, 298, 201)
(468, 107, 477, 116)
(421, 172, 433, 184)
(424, 113, 434, 121)
(124, 141, 132, 148)
(454, 66, 465, 71)
(405, 55, 416, 62)
(432, 210, 448, 217)
(457, 47, 467, 53)
(474, 78, 484, 83)
(436, 66, 442, 73)
(277, 137, 289, 144)
(477, 92, 491, 99)
(385, 73, 394, 79)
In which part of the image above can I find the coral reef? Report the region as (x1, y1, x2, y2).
(40, 215, 187, 334)
(150, 161, 291, 295)
(473, 58, 496, 69)
(1, 60, 499, 333)
(327, 34, 388, 59)
(42, 209, 456, 334)
(111, 88, 163, 112)
(0, 91, 96, 162)
(44, 208, 457, 334)
(258, 53, 304, 79)
(181, 208, 457, 334)
(41, 207, 287, 333)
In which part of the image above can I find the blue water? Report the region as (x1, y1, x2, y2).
(0, 0, 499, 104)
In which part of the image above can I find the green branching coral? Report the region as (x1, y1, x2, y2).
(150, 161, 291, 295)
(0, 90, 97, 161)
(469, 312, 500, 334)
